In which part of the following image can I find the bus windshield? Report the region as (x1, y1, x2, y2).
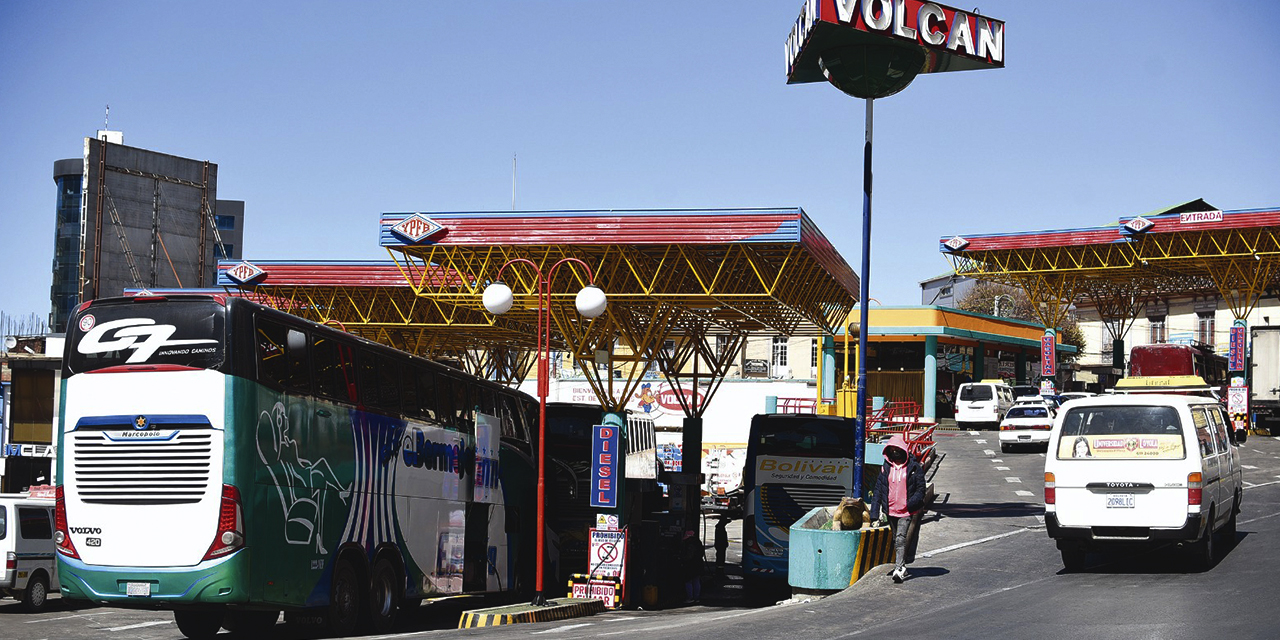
(752, 416, 855, 456)
(65, 299, 225, 374)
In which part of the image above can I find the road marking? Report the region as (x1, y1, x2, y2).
(1035, 514, 1045, 524)
(918, 527, 1030, 558)
(991, 459, 1003, 463)
(1245, 480, 1280, 489)
(969, 431, 980, 435)
(25, 612, 116, 624)
(1240, 510, 1280, 526)
(1005, 477, 1022, 483)
(975, 439, 988, 444)
(532, 623, 594, 634)
(1015, 490, 1034, 496)
(995, 466, 1010, 471)
(1243, 465, 1259, 469)
(983, 449, 995, 456)
(105, 621, 171, 632)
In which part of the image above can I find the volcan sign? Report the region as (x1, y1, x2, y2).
(786, 0, 1004, 84)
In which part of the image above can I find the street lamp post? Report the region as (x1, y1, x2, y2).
(483, 258, 606, 606)
(993, 294, 1012, 317)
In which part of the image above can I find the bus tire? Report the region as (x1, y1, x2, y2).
(174, 610, 225, 640)
(367, 557, 402, 633)
(327, 557, 362, 637)
(20, 571, 49, 612)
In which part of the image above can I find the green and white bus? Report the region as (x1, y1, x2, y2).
(55, 294, 539, 638)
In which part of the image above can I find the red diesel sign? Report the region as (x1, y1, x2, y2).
(1041, 333, 1056, 377)
(786, 0, 1004, 84)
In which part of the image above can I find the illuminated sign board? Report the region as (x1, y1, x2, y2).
(1229, 323, 1247, 371)
(590, 424, 620, 508)
(1041, 333, 1056, 377)
(786, 0, 1004, 84)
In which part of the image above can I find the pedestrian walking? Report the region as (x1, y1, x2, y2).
(681, 530, 706, 603)
(869, 433, 926, 583)
(713, 516, 729, 575)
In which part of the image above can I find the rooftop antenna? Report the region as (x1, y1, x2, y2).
(511, 154, 517, 211)
(104, 104, 110, 129)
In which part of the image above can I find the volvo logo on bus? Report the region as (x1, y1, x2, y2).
(134, 415, 149, 430)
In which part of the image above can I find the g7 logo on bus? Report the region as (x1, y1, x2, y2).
(77, 317, 217, 364)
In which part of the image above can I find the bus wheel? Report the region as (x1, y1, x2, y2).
(20, 571, 49, 612)
(327, 558, 362, 637)
(367, 558, 402, 633)
(174, 610, 224, 640)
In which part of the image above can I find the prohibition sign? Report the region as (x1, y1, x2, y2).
(597, 541, 619, 564)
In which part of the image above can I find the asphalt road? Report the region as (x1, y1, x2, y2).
(6, 431, 1280, 639)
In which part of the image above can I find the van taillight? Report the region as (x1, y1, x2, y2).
(5, 552, 14, 570)
(202, 484, 245, 561)
(1188, 472, 1203, 506)
(54, 485, 79, 559)
(1044, 472, 1056, 504)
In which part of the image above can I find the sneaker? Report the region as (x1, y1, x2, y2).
(892, 567, 906, 583)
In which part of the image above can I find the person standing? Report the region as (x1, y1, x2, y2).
(681, 530, 705, 603)
(869, 433, 926, 583)
(713, 516, 730, 575)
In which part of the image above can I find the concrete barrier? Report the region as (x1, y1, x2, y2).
(787, 507, 895, 593)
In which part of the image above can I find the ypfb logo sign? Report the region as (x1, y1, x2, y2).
(390, 214, 446, 244)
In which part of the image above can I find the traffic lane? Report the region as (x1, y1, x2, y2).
(0, 598, 178, 640)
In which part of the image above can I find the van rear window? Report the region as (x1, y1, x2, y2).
(960, 386, 993, 401)
(1056, 405, 1185, 460)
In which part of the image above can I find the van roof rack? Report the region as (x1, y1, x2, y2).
(1111, 375, 1214, 394)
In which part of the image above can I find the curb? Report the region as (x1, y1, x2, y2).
(458, 598, 606, 628)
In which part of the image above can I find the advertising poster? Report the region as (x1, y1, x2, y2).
(1057, 434, 1184, 460)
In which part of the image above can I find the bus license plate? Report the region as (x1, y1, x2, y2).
(1106, 493, 1135, 509)
(126, 582, 151, 597)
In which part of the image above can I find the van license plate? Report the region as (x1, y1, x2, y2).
(1106, 493, 1135, 509)
(126, 582, 151, 597)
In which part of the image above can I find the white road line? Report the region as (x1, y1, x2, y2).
(991, 459, 1003, 463)
(918, 527, 1030, 558)
(1035, 515, 1046, 524)
(1240, 510, 1280, 526)
(1005, 477, 1022, 483)
(1015, 490, 1034, 496)
(975, 439, 988, 444)
(532, 623, 594, 634)
(969, 431, 980, 435)
(1243, 465, 1259, 469)
(1245, 480, 1280, 489)
(995, 466, 1010, 471)
(105, 621, 171, 632)
(983, 449, 995, 456)
(25, 612, 116, 624)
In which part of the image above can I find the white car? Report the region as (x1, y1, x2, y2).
(999, 402, 1055, 452)
(1058, 392, 1096, 404)
(1044, 394, 1245, 571)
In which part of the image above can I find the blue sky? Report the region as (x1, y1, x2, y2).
(2, 1, 1278, 325)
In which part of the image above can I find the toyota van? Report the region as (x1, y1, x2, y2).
(1043, 394, 1243, 571)
(0, 491, 59, 611)
(955, 381, 1014, 430)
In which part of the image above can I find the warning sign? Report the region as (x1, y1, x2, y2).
(568, 574, 622, 609)
(588, 528, 627, 578)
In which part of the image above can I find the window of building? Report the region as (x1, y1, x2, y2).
(772, 337, 788, 367)
(939, 285, 953, 297)
(1149, 316, 1167, 344)
(214, 243, 235, 259)
(1196, 312, 1215, 347)
(216, 215, 237, 230)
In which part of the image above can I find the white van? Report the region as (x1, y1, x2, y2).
(0, 492, 59, 611)
(955, 380, 1015, 429)
(1043, 394, 1244, 571)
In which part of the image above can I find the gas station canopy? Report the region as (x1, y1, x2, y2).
(220, 208, 860, 413)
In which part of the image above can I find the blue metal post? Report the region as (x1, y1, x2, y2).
(853, 98, 873, 497)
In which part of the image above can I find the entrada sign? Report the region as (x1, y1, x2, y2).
(786, 0, 1004, 84)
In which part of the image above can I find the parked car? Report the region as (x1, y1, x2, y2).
(0, 489, 59, 611)
(1044, 393, 1245, 571)
(999, 402, 1056, 452)
(955, 380, 1015, 430)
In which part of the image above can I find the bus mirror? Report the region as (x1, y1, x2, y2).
(286, 329, 306, 354)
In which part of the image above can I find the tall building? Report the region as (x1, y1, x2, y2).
(49, 131, 244, 331)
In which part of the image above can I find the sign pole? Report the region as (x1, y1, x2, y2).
(853, 97, 873, 498)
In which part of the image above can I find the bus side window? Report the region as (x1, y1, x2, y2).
(256, 318, 309, 393)
(436, 374, 456, 429)
(452, 377, 474, 432)
(356, 349, 400, 415)
(415, 366, 439, 423)
(477, 387, 497, 419)
(313, 337, 356, 404)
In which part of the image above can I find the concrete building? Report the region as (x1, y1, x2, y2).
(49, 131, 244, 332)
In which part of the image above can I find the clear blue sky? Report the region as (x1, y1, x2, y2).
(3, 1, 1278, 325)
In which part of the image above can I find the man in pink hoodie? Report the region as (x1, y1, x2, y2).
(868, 434, 927, 583)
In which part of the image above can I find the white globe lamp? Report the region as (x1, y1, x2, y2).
(483, 282, 514, 315)
(575, 285, 607, 319)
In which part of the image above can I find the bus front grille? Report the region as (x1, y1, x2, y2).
(759, 484, 849, 528)
(71, 430, 215, 505)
